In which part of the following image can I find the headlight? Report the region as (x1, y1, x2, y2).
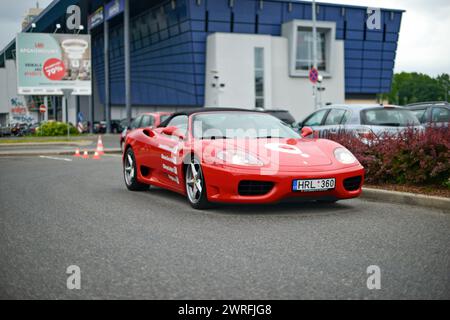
(334, 147, 357, 164)
(216, 150, 263, 166)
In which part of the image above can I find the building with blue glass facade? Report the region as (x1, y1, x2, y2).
(0, 0, 403, 125)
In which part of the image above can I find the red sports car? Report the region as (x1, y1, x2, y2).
(123, 108, 364, 209)
(120, 112, 172, 152)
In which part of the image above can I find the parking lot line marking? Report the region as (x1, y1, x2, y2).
(39, 156, 73, 162)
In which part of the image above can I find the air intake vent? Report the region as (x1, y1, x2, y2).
(238, 180, 274, 196)
(343, 176, 362, 191)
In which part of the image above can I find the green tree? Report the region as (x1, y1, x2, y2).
(381, 72, 450, 105)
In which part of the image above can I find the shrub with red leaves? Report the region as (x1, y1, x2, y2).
(328, 126, 450, 187)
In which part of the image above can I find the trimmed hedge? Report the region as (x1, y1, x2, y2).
(328, 126, 450, 188)
(36, 121, 78, 136)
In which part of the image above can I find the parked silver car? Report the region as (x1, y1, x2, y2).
(405, 101, 449, 127)
(295, 104, 424, 140)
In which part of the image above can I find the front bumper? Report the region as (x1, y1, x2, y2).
(202, 164, 365, 204)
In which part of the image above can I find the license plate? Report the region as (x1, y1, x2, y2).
(292, 178, 336, 192)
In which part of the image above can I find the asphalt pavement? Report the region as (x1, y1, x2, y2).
(0, 155, 449, 299)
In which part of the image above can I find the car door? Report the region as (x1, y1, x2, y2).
(301, 109, 330, 137)
(431, 107, 450, 127)
(321, 108, 349, 138)
(154, 115, 189, 188)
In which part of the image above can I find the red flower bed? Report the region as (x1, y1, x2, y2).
(328, 126, 450, 187)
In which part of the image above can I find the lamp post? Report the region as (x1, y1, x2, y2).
(53, 23, 61, 33)
(312, 0, 318, 110)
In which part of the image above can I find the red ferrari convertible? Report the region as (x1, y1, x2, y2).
(123, 108, 364, 209)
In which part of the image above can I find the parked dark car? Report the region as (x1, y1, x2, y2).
(405, 101, 449, 127)
(92, 121, 103, 134)
(111, 120, 122, 133)
(93, 120, 124, 133)
(254, 108, 296, 126)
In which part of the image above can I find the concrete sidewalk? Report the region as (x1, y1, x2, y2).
(0, 134, 121, 156)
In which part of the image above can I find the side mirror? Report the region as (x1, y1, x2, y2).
(301, 126, 314, 138)
(162, 126, 185, 140)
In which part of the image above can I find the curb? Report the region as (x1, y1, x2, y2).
(361, 187, 450, 212)
(0, 148, 122, 157)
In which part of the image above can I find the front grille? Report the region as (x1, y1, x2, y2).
(343, 176, 362, 191)
(238, 180, 274, 196)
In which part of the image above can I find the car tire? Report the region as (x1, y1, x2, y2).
(123, 148, 149, 191)
(185, 156, 210, 210)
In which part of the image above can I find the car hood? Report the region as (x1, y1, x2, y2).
(200, 138, 334, 167)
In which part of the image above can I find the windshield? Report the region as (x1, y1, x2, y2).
(361, 108, 420, 126)
(411, 109, 427, 123)
(192, 112, 300, 139)
(160, 114, 171, 123)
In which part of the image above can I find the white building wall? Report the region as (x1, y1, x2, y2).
(204, 27, 346, 122)
(204, 33, 273, 108)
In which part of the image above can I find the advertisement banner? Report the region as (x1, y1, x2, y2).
(105, 0, 124, 20)
(16, 33, 91, 96)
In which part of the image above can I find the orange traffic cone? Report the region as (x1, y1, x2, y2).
(96, 136, 104, 155)
(74, 148, 81, 157)
(82, 150, 89, 159)
(93, 151, 101, 160)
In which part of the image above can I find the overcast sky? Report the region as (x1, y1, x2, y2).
(1, 0, 449, 76)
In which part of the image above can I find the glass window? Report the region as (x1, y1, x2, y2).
(304, 109, 328, 127)
(341, 110, 351, 124)
(192, 113, 299, 139)
(361, 108, 420, 126)
(130, 116, 142, 129)
(324, 109, 347, 125)
(431, 107, 449, 123)
(296, 27, 327, 71)
(255, 47, 264, 108)
(411, 108, 427, 123)
(140, 115, 155, 128)
(166, 115, 188, 135)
